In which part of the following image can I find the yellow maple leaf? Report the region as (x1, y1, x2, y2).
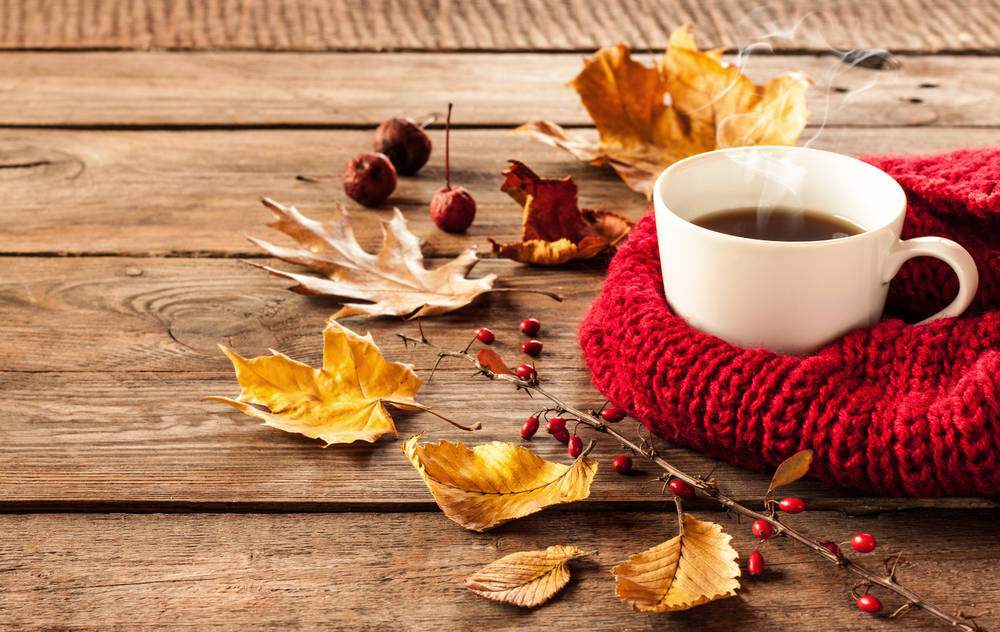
(516, 26, 810, 196)
(402, 436, 597, 531)
(206, 320, 422, 445)
(465, 545, 586, 607)
(612, 513, 740, 611)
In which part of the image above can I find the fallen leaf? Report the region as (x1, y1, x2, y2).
(767, 449, 814, 494)
(206, 320, 422, 445)
(612, 514, 740, 611)
(476, 348, 514, 376)
(402, 436, 597, 531)
(515, 26, 810, 196)
(465, 545, 586, 607)
(488, 160, 633, 265)
(248, 198, 497, 318)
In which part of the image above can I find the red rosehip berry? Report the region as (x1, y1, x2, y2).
(568, 435, 583, 458)
(520, 417, 539, 439)
(520, 318, 541, 336)
(343, 152, 397, 207)
(752, 519, 774, 540)
(669, 479, 695, 499)
(474, 327, 495, 344)
(612, 455, 632, 474)
(601, 407, 626, 423)
(545, 417, 566, 434)
(857, 594, 882, 613)
(820, 540, 841, 555)
(851, 533, 877, 553)
(747, 551, 765, 576)
(778, 497, 805, 514)
(515, 364, 536, 381)
(551, 428, 570, 444)
(522, 340, 543, 356)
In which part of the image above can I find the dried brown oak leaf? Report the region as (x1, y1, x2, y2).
(465, 545, 586, 607)
(488, 160, 633, 265)
(612, 514, 740, 612)
(515, 26, 810, 196)
(402, 435, 597, 531)
(248, 198, 496, 318)
(206, 320, 423, 445)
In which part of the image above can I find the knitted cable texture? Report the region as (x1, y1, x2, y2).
(579, 147, 1000, 497)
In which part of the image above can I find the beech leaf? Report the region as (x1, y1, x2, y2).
(465, 545, 586, 607)
(516, 26, 811, 196)
(612, 514, 740, 612)
(768, 449, 814, 494)
(402, 436, 597, 531)
(488, 160, 633, 265)
(248, 198, 497, 318)
(206, 320, 423, 445)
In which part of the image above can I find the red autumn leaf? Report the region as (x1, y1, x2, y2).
(488, 160, 633, 265)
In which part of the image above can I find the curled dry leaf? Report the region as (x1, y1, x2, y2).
(248, 198, 496, 318)
(476, 348, 514, 375)
(465, 545, 586, 608)
(206, 320, 422, 445)
(767, 449, 814, 494)
(515, 26, 810, 196)
(402, 435, 597, 531)
(488, 160, 633, 265)
(612, 514, 740, 612)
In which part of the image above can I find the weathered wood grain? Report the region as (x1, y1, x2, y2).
(3, 126, 1000, 257)
(1, 511, 997, 631)
(0, 0, 996, 52)
(1, 257, 996, 510)
(0, 52, 991, 127)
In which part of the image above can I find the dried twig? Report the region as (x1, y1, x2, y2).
(398, 332, 982, 632)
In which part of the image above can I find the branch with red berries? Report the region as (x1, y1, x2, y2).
(398, 324, 983, 632)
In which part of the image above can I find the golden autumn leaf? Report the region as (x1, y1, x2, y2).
(248, 198, 496, 318)
(612, 514, 740, 612)
(402, 436, 597, 531)
(206, 320, 423, 445)
(488, 160, 633, 265)
(465, 545, 586, 607)
(767, 449, 814, 494)
(516, 26, 811, 196)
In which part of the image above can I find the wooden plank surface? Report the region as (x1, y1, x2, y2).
(0, 52, 991, 127)
(2, 256, 996, 510)
(4, 126, 1000, 256)
(2, 511, 997, 631)
(0, 0, 997, 52)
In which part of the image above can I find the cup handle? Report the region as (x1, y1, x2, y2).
(883, 236, 979, 324)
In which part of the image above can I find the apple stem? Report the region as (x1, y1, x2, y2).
(444, 102, 453, 190)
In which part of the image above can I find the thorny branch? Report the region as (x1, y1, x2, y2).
(397, 331, 982, 632)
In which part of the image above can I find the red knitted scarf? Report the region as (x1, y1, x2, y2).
(579, 147, 1000, 497)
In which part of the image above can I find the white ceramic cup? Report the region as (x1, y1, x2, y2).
(652, 146, 979, 355)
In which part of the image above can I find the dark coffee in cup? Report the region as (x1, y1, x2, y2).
(693, 206, 865, 242)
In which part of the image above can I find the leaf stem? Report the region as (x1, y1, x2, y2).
(399, 332, 982, 632)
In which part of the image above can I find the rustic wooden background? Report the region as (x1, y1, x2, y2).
(1, 1, 998, 630)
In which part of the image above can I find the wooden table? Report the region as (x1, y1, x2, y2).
(2, 1, 999, 630)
